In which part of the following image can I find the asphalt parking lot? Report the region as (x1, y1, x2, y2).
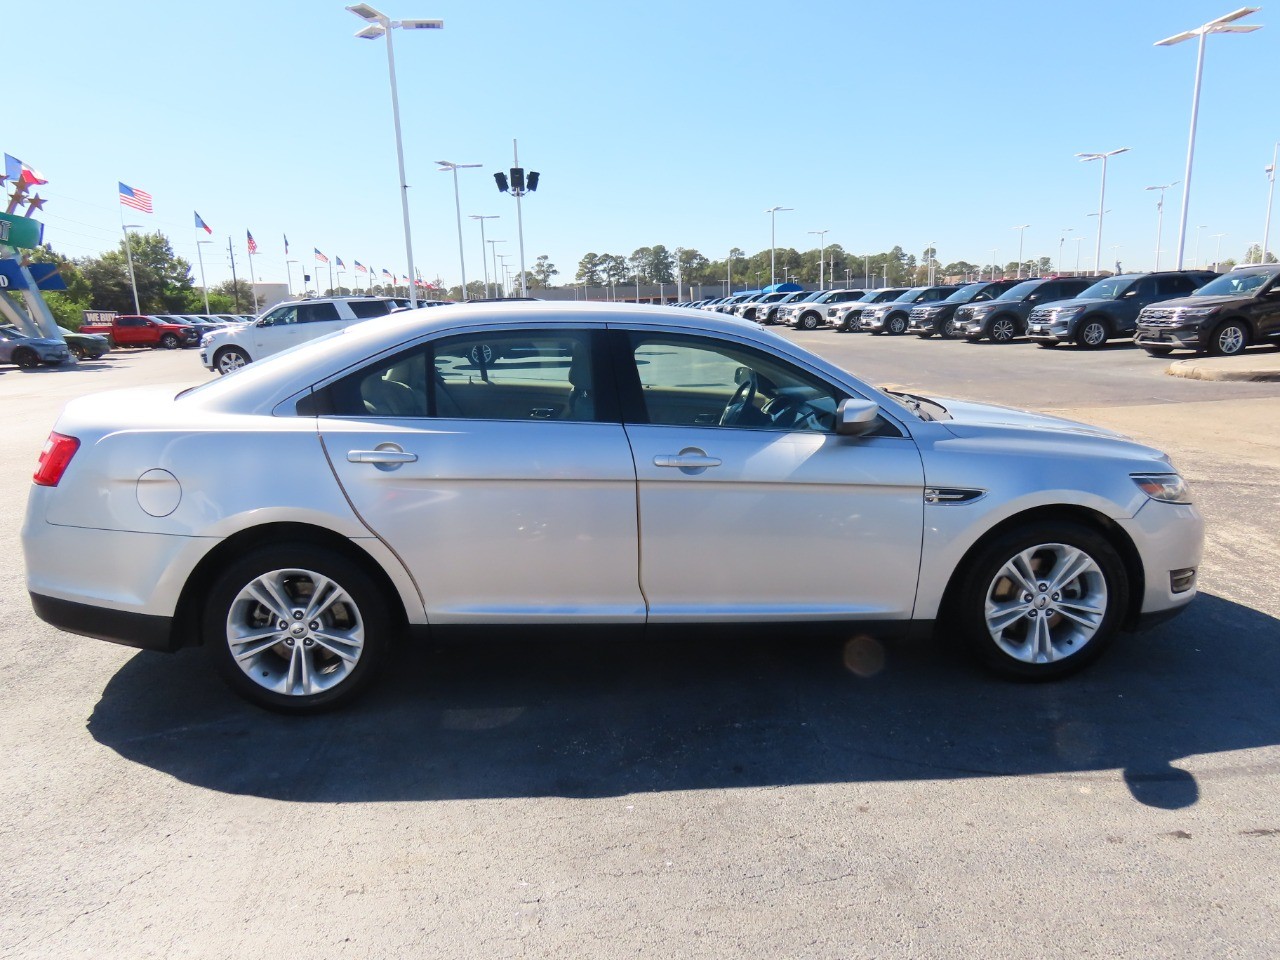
(2, 337, 1278, 959)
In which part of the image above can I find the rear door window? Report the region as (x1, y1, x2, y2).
(349, 300, 392, 319)
(298, 302, 342, 324)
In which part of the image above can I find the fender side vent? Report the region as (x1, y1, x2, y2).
(924, 487, 986, 505)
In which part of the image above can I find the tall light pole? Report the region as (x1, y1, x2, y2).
(347, 4, 443, 310)
(469, 215, 499, 298)
(496, 253, 511, 297)
(766, 205, 792, 286)
(1194, 225, 1209, 267)
(1075, 236, 1086, 275)
(1076, 148, 1129, 278)
(1058, 227, 1073, 274)
(437, 160, 480, 300)
(1156, 7, 1262, 268)
(1012, 224, 1030, 278)
(195, 239, 213, 313)
(808, 229, 829, 289)
(487, 239, 506, 297)
(925, 240, 936, 285)
(285, 259, 298, 297)
(1144, 181, 1180, 270)
(1263, 143, 1278, 264)
(1212, 232, 1227, 270)
(991, 248, 998, 281)
(120, 223, 143, 314)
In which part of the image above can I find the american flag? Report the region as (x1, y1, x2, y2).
(314, 248, 329, 264)
(119, 182, 153, 214)
(246, 230, 258, 254)
(354, 261, 367, 274)
(381, 268, 393, 279)
(336, 256, 345, 268)
(283, 234, 290, 255)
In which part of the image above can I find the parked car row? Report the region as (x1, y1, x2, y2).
(678, 265, 1280, 356)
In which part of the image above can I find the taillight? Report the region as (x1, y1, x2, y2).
(33, 432, 80, 487)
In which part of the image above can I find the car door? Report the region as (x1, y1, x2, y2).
(252, 304, 299, 357)
(315, 325, 644, 624)
(613, 328, 925, 622)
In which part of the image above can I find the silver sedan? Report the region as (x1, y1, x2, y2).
(23, 303, 1203, 711)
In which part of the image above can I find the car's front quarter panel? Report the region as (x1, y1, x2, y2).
(908, 422, 1200, 621)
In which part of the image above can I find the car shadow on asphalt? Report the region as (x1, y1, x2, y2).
(87, 592, 1278, 810)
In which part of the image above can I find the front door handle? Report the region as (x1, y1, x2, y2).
(654, 451, 722, 469)
(347, 447, 418, 465)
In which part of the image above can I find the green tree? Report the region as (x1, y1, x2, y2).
(533, 254, 559, 288)
(575, 252, 602, 285)
(599, 254, 629, 286)
(677, 247, 710, 284)
(78, 231, 198, 314)
(26, 245, 92, 328)
(210, 278, 261, 313)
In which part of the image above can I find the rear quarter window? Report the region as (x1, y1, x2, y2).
(349, 300, 392, 319)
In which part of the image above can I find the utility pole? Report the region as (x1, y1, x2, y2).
(227, 237, 241, 312)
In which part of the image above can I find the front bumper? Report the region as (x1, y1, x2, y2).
(1135, 325, 1204, 350)
(860, 314, 887, 331)
(1115, 497, 1205, 623)
(1026, 321, 1071, 343)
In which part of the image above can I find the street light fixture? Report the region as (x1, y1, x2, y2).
(285, 259, 299, 297)
(1076, 148, 1129, 279)
(438, 161, 481, 299)
(765, 205, 792, 286)
(469, 215, 499, 298)
(925, 240, 936, 285)
(491, 140, 539, 296)
(346, 3, 444, 309)
(1156, 7, 1262, 268)
(808, 229, 829, 289)
(1012, 224, 1030, 278)
(1058, 227, 1074, 275)
(496, 252, 512, 297)
(1193, 225, 1209, 267)
(1144, 181, 1180, 270)
(1211, 232, 1227, 270)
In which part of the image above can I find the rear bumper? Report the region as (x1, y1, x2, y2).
(30, 592, 178, 652)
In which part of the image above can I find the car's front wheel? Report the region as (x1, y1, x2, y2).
(989, 317, 1019, 343)
(1077, 317, 1109, 349)
(214, 346, 251, 374)
(204, 544, 391, 712)
(1208, 320, 1249, 356)
(798, 313, 820, 331)
(954, 522, 1127, 680)
(941, 319, 962, 339)
(12, 347, 39, 369)
(887, 314, 908, 335)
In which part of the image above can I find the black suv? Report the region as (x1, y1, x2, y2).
(1134, 264, 1280, 356)
(832, 289, 909, 332)
(957, 276, 1096, 343)
(908, 278, 1026, 338)
(1026, 271, 1217, 349)
(859, 285, 962, 334)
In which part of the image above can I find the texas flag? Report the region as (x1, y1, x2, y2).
(194, 211, 212, 234)
(4, 154, 47, 186)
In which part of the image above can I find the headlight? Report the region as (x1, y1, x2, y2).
(1132, 473, 1192, 504)
(1175, 307, 1217, 318)
(1054, 306, 1085, 319)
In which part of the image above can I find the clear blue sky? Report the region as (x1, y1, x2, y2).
(11, 0, 1277, 291)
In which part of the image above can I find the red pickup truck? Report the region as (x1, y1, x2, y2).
(79, 314, 199, 349)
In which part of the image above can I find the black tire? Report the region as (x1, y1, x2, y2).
(214, 346, 251, 375)
(798, 313, 820, 331)
(989, 316, 1019, 343)
(951, 520, 1128, 681)
(1143, 346, 1174, 357)
(916, 331, 934, 339)
(941, 319, 962, 340)
(204, 544, 392, 713)
(69, 343, 87, 361)
(886, 314, 908, 335)
(160, 333, 180, 349)
(1076, 317, 1110, 349)
(13, 347, 39, 369)
(1036, 341, 1059, 349)
(1208, 320, 1249, 357)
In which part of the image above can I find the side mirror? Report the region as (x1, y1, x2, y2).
(256, 317, 270, 327)
(835, 398, 880, 437)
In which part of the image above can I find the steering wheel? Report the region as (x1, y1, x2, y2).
(719, 370, 758, 426)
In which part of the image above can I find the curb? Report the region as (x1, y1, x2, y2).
(1166, 358, 1280, 382)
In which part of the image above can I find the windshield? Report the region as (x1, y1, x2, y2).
(943, 283, 987, 304)
(1078, 276, 1138, 300)
(1192, 271, 1274, 297)
(996, 280, 1043, 301)
(893, 287, 927, 302)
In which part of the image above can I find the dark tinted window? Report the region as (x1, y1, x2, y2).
(298, 302, 341, 324)
(349, 300, 392, 319)
(1156, 275, 1197, 297)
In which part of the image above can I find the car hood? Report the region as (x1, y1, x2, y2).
(1039, 297, 1113, 310)
(15, 336, 67, 349)
(933, 397, 1162, 454)
(1145, 294, 1248, 310)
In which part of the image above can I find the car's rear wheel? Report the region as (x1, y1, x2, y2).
(887, 314, 908, 335)
(13, 347, 39, 369)
(160, 333, 180, 349)
(215, 346, 251, 374)
(954, 521, 1127, 680)
(990, 317, 1018, 343)
(1077, 317, 1109, 349)
(1208, 320, 1248, 356)
(204, 544, 391, 713)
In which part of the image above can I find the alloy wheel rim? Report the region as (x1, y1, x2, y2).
(984, 543, 1107, 664)
(993, 319, 1015, 341)
(220, 353, 246, 372)
(1084, 322, 1105, 345)
(225, 567, 365, 696)
(1219, 326, 1244, 354)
